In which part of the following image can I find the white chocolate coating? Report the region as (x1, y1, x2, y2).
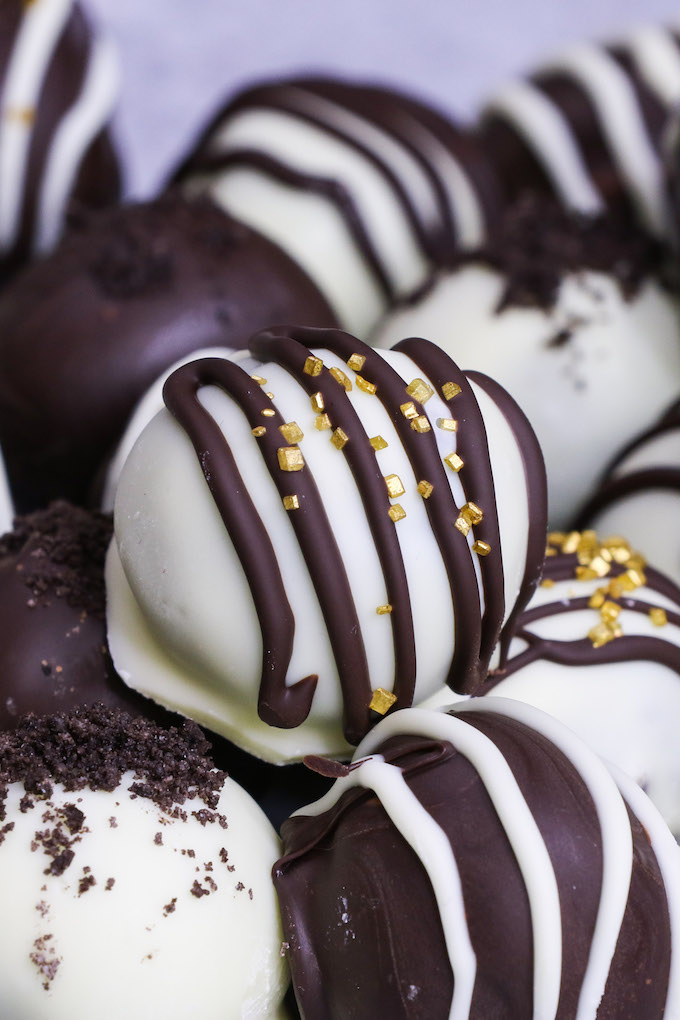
(0, 772, 288, 1019)
(371, 265, 680, 526)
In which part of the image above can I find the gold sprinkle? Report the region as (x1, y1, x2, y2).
(388, 504, 406, 523)
(444, 452, 464, 473)
(562, 531, 582, 555)
(283, 494, 299, 511)
(406, 378, 434, 404)
(600, 601, 621, 625)
(602, 536, 632, 564)
(330, 366, 352, 391)
(385, 474, 405, 498)
(262, 408, 275, 418)
(461, 502, 483, 525)
(547, 531, 567, 545)
(277, 447, 304, 472)
(541, 578, 555, 588)
(588, 588, 607, 609)
(473, 540, 491, 556)
(310, 391, 325, 413)
(369, 688, 397, 714)
(330, 427, 349, 450)
(347, 353, 366, 372)
(279, 421, 304, 444)
(608, 577, 626, 599)
(576, 566, 598, 582)
(417, 480, 433, 499)
(400, 401, 418, 420)
(370, 435, 388, 451)
(250, 374, 267, 385)
(455, 516, 471, 536)
(442, 381, 462, 401)
(650, 607, 668, 627)
(437, 417, 458, 432)
(314, 413, 332, 431)
(625, 568, 646, 590)
(356, 375, 377, 395)
(410, 415, 431, 433)
(588, 555, 611, 578)
(251, 426, 266, 438)
(589, 622, 621, 648)
(376, 604, 393, 615)
(266, 391, 274, 400)
(303, 356, 323, 377)
(5, 107, 35, 124)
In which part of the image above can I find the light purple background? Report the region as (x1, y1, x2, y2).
(87, 0, 680, 198)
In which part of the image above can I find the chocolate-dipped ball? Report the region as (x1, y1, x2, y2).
(171, 76, 502, 334)
(479, 26, 680, 235)
(575, 401, 680, 584)
(0, 194, 337, 509)
(0, 706, 289, 1019)
(483, 529, 680, 833)
(371, 200, 680, 526)
(106, 326, 547, 763)
(0, 0, 121, 283)
(275, 699, 680, 1019)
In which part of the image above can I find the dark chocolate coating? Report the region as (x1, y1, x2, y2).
(0, 0, 121, 284)
(275, 708, 672, 1019)
(0, 195, 337, 509)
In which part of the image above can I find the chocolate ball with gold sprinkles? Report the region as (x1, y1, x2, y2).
(371, 198, 680, 527)
(106, 325, 547, 764)
(274, 698, 680, 1019)
(0, 705, 288, 1019)
(480, 529, 680, 835)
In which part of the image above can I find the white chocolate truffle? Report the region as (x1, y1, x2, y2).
(372, 259, 680, 527)
(106, 327, 547, 764)
(171, 77, 501, 334)
(0, 708, 288, 1019)
(484, 530, 680, 834)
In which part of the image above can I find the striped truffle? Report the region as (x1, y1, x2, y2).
(170, 77, 502, 334)
(480, 25, 680, 237)
(274, 699, 680, 1019)
(106, 328, 547, 763)
(0, 0, 121, 281)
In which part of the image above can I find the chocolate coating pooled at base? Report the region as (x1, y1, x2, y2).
(0, 194, 337, 509)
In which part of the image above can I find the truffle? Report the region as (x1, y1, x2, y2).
(0, 194, 337, 509)
(0, 0, 121, 283)
(274, 699, 680, 1019)
(483, 529, 680, 833)
(170, 76, 502, 333)
(106, 326, 547, 762)
(371, 200, 680, 525)
(0, 706, 288, 1018)
(479, 26, 680, 236)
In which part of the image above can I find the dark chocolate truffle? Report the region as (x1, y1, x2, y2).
(274, 699, 680, 1019)
(0, 0, 121, 283)
(0, 194, 337, 509)
(170, 75, 502, 333)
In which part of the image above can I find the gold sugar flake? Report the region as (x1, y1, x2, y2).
(279, 421, 304, 444)
(562, 531, 582, 555)
(624, 567, 646, 590)
(310, 392, 325, 413)
(461, 502, 483, 526)
(330, 427, 349, 450)
(602, 536, 632, 564)
(283, 495, 300, 511)
(250, 375, 267, 386)
(277, 447, 304, 472)
(473, 541, 491, 557)
(417, 480, 433, 499)
(251, 426, 266, 438)
(330, 366, 352, 391)
(261, 408, 275, 418)
(385, 474, 405, 498)
(576, 566, 598, 582)
(5, 107, 35, 125)
(410, 415, 431, 433)
(400, 401, 418, 420)
(406, 378, 433, 404)
(541, 578, 555, 588)
(369, 688, 397, 715)
(600, 601, 621, 625)
(588, 588, 607, 610)
(437, 417, 458, 432)
(347, 353, 366, 372)
(444, 452, 464, 473)
(455, 516, 471, 537)
(388, 504, 406, 523)
(314, 414, 331, 431)
(442, 381, 462, 401)
(303, 356, 323, 377)
(650, 607, 668, 627)
(589, 622, 621, 649)
(376, 604, 393, 615)
(266, 392, 275, 400)
(356, 375, 377, 395)
(370, 436, 388, 452)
